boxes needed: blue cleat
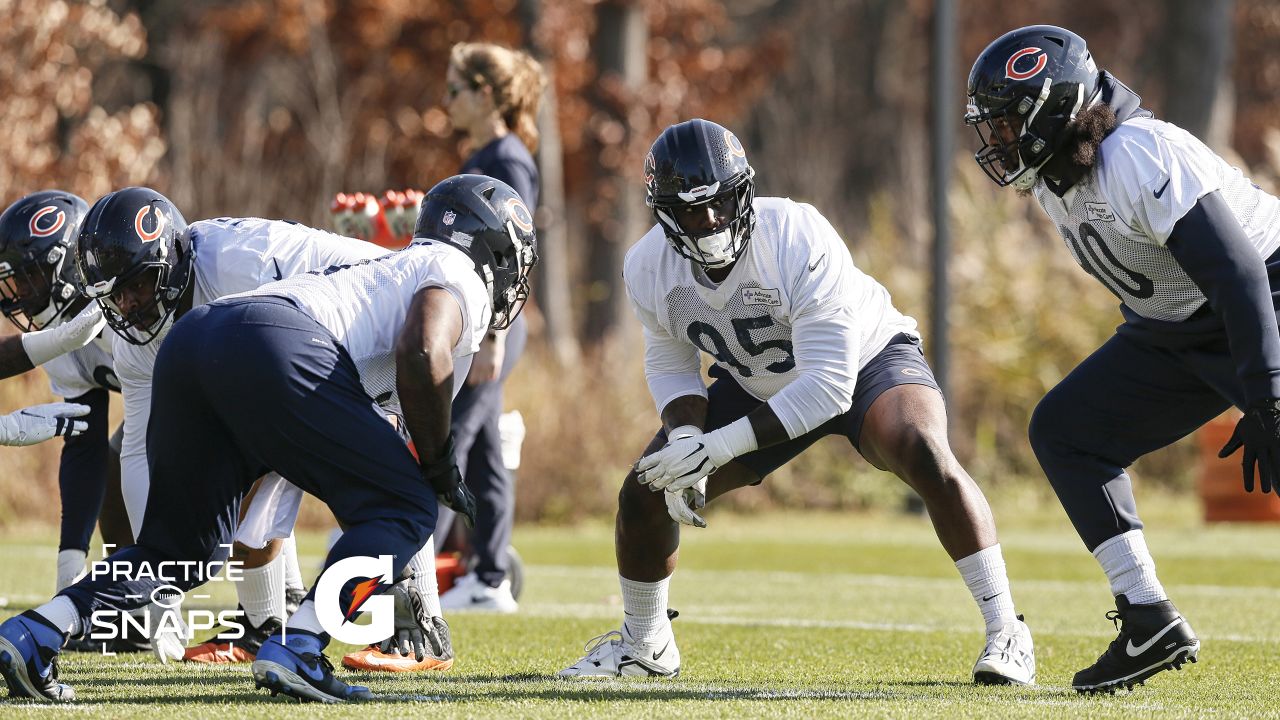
[0,611,73,702]
[251,630,371,703]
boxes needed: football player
[0,174,536,703]
[964,25,1280,692]
[558,119,1035,685]
[0,191,130,592]
[68,188,386,663]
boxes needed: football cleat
[557,610,680,679]
[972,615,1036,685]
[341,644,454,673]
[440,572,518,614]
[252,630,371,703]
[184,610,281,664]
[0,611,73,702]
[1073,594,1199,694]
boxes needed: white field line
[523,565,1280,644]
[528,563,1280,599]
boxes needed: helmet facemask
[651,169,756,269]
[0,245,76,332]
[86,263,181,345]
[966,79,1087,191]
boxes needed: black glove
[1218,399,1280,494]
[422,433,478,528]
[378,581,453,662]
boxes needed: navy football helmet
[645,119,756,268]
[0,190,89,331]
[77,187,191,345]
[965,25,1100,189]
[413,174,538,330]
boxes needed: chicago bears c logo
[29,206,66,238]
[505,197,534,233]
[724,129,746,158]
[134,206,166,242]
[1005,47,1047,81]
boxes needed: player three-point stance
[0,191,131,594]
[558,119,1035,685]
[0,174,536,702]
[964,25,1280,692]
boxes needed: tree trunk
[1161,0,1235,150]
[519,0,580,365]
[584,0,647,345]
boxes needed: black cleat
[1073,594,1199,694]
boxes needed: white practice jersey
[112,217,386,532]
[1034,116,1280,322]
[43,331,117,399]
[625,197,919,439]
[246,240,491,410]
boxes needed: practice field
[1,501,1278,719]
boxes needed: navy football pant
[58,389,110,553]
[437,314,526,588]
[59,297,437,622]
[1029,332,1236,551]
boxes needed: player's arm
[0,304,105,380]
[1166,191,1280,492]
[1167,191,1280,404]
[395,286,477,525]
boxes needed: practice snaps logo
[315,554,395,646]
[86,544,246,652]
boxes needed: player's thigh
[1030,333,1230,465]
[857,384,954,476]
[838,334,948,472]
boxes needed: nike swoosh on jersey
[1153,178,1171,199]
[808,254,826,272]
[1125,617,1184,657]
[271,258,283,281]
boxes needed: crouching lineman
[558,119,1035,685]
[0,174,537,702]
[66,187,390,663]
[0,191,135,598]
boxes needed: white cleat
[558,616,680,679]
[440,573,519,614]
[973,615,1036,685]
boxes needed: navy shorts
[657,333,940,481]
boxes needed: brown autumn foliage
[4,1,1280,529]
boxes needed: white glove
[21,303,106,366]
[665,476,708,528]
[379,582,452,662]
[0,403,90,446]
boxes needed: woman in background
[437,44,544,613]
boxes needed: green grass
[1,501,1278,718]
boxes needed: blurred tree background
[2,0,1277,527]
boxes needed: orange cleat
[341,645,454,672]
[183,640,257,664]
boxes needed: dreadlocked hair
[1060,103,1119,174]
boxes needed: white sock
[1093,530,1167,605]
[407,536,442,617]
[285,599,325,635]
[238,552,286,628]
[56,549,87,593]
[282,533,304,592]
[619,575,672,646]
[35,595,82,636]
[955,544,1018,634]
